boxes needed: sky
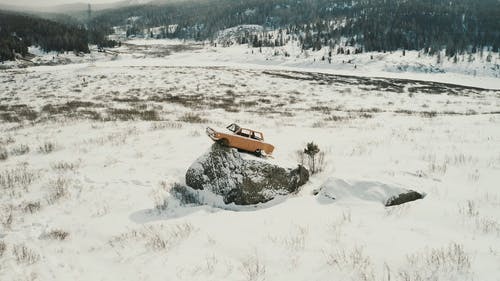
[0,0,124,7]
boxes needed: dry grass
[43,229,70,241]
[106,108,161,121]
[10,144,30,156]
[399,243,471,280]
[0,146,8,161]
[178,112,208,123]
[240,252,266,281]
[51,160,81,172]
[0,241,5,257]
[325,246,375,281]
[46,177,70,204]
[0,165,38,197]
[12,244,40,265]
[38,141,56,154]
[149,121,183,130]
[109,223,194,252]
[23,201,41,214]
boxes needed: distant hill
[0,10,89,61]
[89,0,500,56]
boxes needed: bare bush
[51,160,80,172]
[0,147,8,161]
[325,246,375,281]
[110,223,194,252]
[269,225,308,252]
[12,244,40,265]
[458,200,479,218]
[23,201,41,214]
[0,166,38,197]
[240,252,266,281]
[43,229,70,241]
[10,144,30,156]
[475,217,500,236]
[0,207,13,229]
[38,141,56,154]
[46,177,70,204]
[400,242,471,280]
[0,241,5,257]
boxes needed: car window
[253,132,263,140]
[239,129,251,137]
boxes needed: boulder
[385,190,423,206]
[315,178,424,206]
[185,143,309,205]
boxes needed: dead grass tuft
[179,112,208,123]
[38,142,56,154]
[43,229,70,241]
[12,244,40,265]
[10,144,30,156]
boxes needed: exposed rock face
[385,190,423,206]
[315,178,424,206]
[185,143,309,205]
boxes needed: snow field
[0,40,499,281]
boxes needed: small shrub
[51,161,80,171]
[420,111,437,118]
[106,108,160,121]
[400,242,471,280]
[325,246,374,280]
[38,142,56,154]
[298,142,326,175]
[0,147,8,161]
[10,144,30,156]
[325,115,350,122]
[46,177,70,204]
[44,229,70,241]
[0,166,38,197]
[23,201,41,214]
[240,252,266,281]
[13,244,40,264]
[0,241,5,257]
[0,210,13,229]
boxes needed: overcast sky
[0,0,122,7]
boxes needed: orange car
[206,123,275,156]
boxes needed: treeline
[91,0,500,56]
[0,11,89,61]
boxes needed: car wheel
[217,139,229,147]
[255,149,263,157]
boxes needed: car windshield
[227,123,240,133]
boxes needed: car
[206,123,275,156]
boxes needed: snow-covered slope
[0,39,499,281]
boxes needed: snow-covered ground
[1,39,500,281]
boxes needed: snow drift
[315,178,424,206]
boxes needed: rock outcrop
[185,143,309,205]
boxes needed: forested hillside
[0,11,89,61]
[1,0,499,62]
[91,0,500,56]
